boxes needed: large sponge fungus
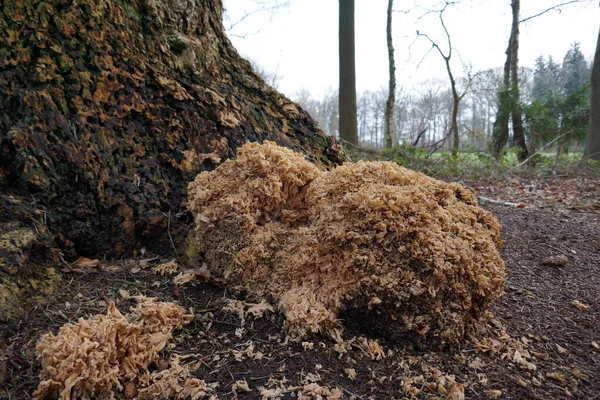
[187,141,505,346]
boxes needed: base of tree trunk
[0,0,346,325]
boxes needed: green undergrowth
[368,144,600,180]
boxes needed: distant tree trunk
[416,3,469,157]
[0,0,346,324]
[339,0,359,146]
[491,40,512,159]
[384,0,396,149]
[450,76,461,156]
[509,0,528,162]
[584,25,600,160]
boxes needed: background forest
[225,0,600,171]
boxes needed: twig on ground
[166,209,178,257]
[478,196,523,208]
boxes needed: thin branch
[438,2,452,59]
[416,31,448,61]
[506,130,573,172]
[520,0,587,23]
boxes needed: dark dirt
[1,196,599,399]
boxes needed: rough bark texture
[339,0,358,146]
[384,0,395,149]
[0,0,346,325]
[509,0,528,162]
[584,25,600,161]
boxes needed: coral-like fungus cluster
[187,141,505,345]
[34,297,197,400]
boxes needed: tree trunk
[0,0,346,324]
[384,0,395,149]
[584,25,600,160]
[339,0,358,146]
[491,22,513,159]
[448,61,460,156]
[509,0,529,162]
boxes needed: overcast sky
[223,0,600,99]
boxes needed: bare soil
[1,179,599,400]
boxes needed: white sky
[224,0,600,99]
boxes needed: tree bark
[339,0,359,146]
[449,67,460,156]
[0,0,346,324]
[384,0,396,149]
[509,0,529,162]
[492,38,512,160]
[584,25,600,160]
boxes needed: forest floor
[1,173,599,400]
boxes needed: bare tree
[384,0,396,149]
[249,59,282,89]
[584,24,600,160]
[223,0,290,38]
[339,0,358,146]
[416,3,473,156]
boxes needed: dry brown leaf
[67,257,101,273]
[232,379,251,394]
[515,376,529,387]
[484,389,502,398]
[514,350,537,371]
[124,381,137,399]
[445,383,465,400]
[556,344,568,354]
[546,372,565,383]
[173,272,196,286]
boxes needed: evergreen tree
[562,42,591,97]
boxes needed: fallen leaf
[514,350,536,371]
[546,372,565,383]
[130,267,141,274]
[445,383,465,400]
[119,289,131,299]
[173,272,196,286]
[484,389,502,398]
[592,341,600,350]
[232,379,251,394]
[515,376,529,387]
[68,257,101,273]
[556,344,568,354]
[124,381,137,399]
